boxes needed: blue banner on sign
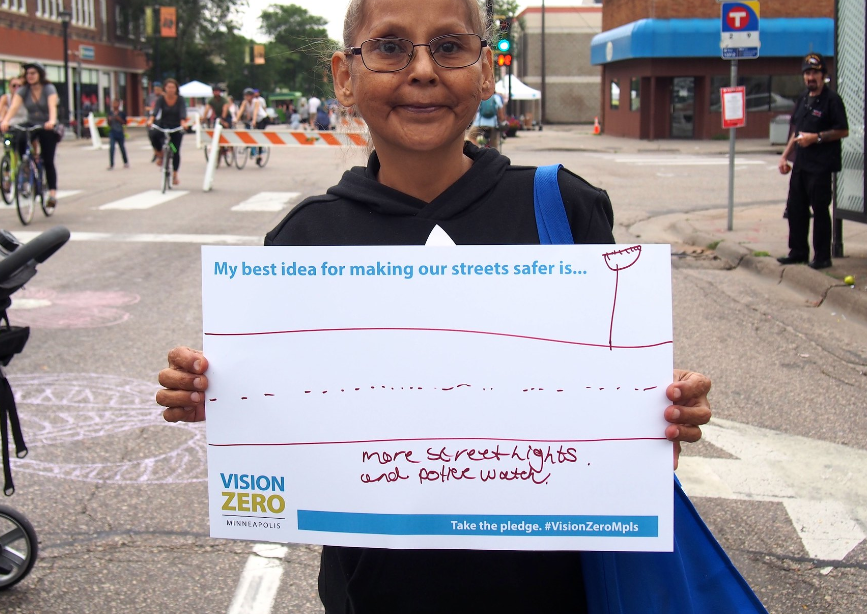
[721,2,760,33]
[298,510,659,537]
[723,47,760,59]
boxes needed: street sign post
[720,2,760,231]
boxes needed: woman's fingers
[157,347,209,422]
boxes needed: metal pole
[62,20,70,125]
[76,56,82,139]
[727,59,737,231]
[541,0,546,124]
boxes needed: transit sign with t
[720,1,760,59]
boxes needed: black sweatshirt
[265,143,614,614]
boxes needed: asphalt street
[0,127,864,614]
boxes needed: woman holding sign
[157,0,731,612]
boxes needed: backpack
[479,96,498,119]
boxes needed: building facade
[0,0,147,120]
[591,0,835,139]
[513,3,602,125]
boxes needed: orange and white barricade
[84,112,151,150]
[202,123,369,191]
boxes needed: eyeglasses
[10,83,21,89]
[349,33,487,73]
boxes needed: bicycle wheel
[14,160,35,225]
[161,148,172,193]
[235,146,248,169]
[222,146,235,167]
[39,164,53,217]
[1,153,13,205]
[0,505,38,590]
[257,146,270,168]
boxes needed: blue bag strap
[533,168,768,613]
[533,164,573,245]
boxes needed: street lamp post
[59,10,72,126]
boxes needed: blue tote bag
[534,164,768,614]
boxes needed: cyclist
[1,61,60,209]
[236,87,269,165]
[205,84,230,129]
[147,77,187,186]
[146,81,164,162]
[1,76,28,155]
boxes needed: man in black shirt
[777,53,849,269]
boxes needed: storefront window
[610,79,620,110]
[710,75,796,113]
[630,77,640,112]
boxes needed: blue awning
[591,18,834,65]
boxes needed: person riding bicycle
[472,91,505,151]
[1,62,60,209]
[235,87,269,165]
[1,76,28,156]
[146,78,187,186]
[205,84,231,129]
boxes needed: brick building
[591,0,835,139]
[0,0,147,120]
[513,3,603,124]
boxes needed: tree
[258,4,339,97]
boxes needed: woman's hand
[44,120,56,131]
[665,369,712,469]
[157,346,209,423]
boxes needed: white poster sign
[203,244,674,551]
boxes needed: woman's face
[164,82,178,96]
[25,69,40,85]
[333,0,493,157]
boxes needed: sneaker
[45,195,57,213]
[256,156,262,166]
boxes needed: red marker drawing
[603,246,642,351]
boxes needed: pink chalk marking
[203,326,671,350]
[209,435,668,448]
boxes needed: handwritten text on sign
[203,244,674,551]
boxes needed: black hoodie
[265,144,609,613]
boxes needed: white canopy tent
[178,80,213,98]
[494,76,542,129]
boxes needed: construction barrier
[202,123,370,192]
[83,116,150,127]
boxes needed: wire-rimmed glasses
[349,33,487,73]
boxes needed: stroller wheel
[0,505,37,590]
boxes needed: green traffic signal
[497,39,511,53]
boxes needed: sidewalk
[528,127,867,321]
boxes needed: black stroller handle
[0,226,70,284]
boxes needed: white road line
[99,189,189,210]
[676,418,867,562]
[227,543,287,614]
[11,230,262,244]
[55,190,82,199]
[231,192,301,212]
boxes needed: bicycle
[10,125,54,225]
[234,122,270,170]
[151,125,185,194]
[1,132,18,206]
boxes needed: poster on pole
[721,86,746,128]
[202,244,675,552]
[160,7,177,38]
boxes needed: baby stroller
[0,225,69,590]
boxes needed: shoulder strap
[533,164,573,245]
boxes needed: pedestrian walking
[777,53,849,269]
[106,99,129,170]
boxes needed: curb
[671,221,867,322]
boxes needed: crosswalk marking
[231,192,301,212]
[677,418,867,562]
[227,543,287,614]
[592,154,765,166]
[99,189,189,210]
[55,190,82,199]
[13,230,262,245]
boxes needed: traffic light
[497,54,512,67]
[497,17,512,53]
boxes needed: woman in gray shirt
[0,61,60,209]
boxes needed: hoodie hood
[326,142,510,221]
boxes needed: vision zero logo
[221,472,286,529]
